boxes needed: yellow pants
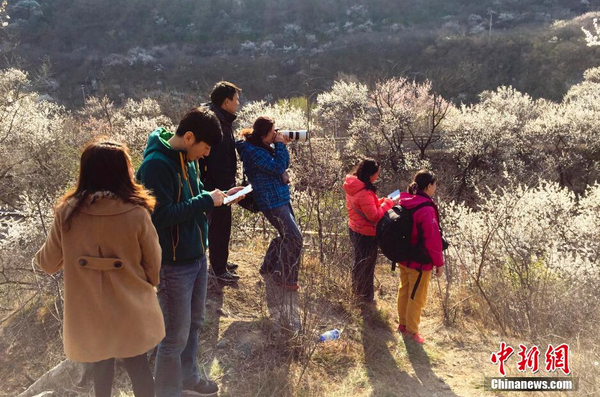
[397,265,432,334]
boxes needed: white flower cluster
[582,18,600,46]
[442,178,600,334]
[77,96,173,155]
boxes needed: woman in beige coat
[34,139,165,397]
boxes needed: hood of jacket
[142,127,184,163]
[343,175,368,196]
[400,191,433,209]
[69,193,140,216]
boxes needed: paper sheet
[224,184,253,205]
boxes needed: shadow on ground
[360,306,459,397]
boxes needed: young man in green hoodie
[137,107,242,397]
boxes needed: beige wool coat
[33,195,165,362]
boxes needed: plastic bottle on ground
[319,329,341,342]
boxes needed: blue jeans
[262,203,303,285]
[154,256,208,397]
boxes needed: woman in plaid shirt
[236,117,303,291]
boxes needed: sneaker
[213,271,240,283]
[397,324,409,336]
[408,332,425,344]
[184,378,218,396]
[226,262,239,272]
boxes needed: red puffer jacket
[343,175,394,236]
[399,192,444,271]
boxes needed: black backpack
[376,203,433,270]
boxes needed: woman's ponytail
[407,169,437,194]
[408,181,419,195]
[240,127,253,139]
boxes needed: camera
[279,130,309,142]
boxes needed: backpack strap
[350,188,384,227]
[405,201,434,214]
[350,203,377,227]
[411,270,423,300]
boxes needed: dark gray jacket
[200,103,237,190]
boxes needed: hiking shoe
[408,332,425,344]
[184,378,218,396]
[213,271,240,283]
[397,324,409,336]
[226,262,239,272]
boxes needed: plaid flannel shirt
[236,141,290,211]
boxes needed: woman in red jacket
[344,159,395,304]
[397,169,444,344]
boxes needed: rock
[234,331,266,359]
[17,360,92,397]
[216,339,228,349]
[32,393,55,397]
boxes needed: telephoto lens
[280,130,308,142]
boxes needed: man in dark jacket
[201,81,242,283]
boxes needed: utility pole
[488,11,494,44]
[81,85,86,104]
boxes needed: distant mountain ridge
[4,0,600,105]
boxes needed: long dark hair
[58,138,156,229]
[352,158,380,192]
[408,169,437,195]
[241,116,275,154]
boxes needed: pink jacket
[343,175,394,236]
[399,192,444,271]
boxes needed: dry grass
[2,238,599,397]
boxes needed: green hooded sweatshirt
[137,128,214,265]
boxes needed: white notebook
[224,184,253,205]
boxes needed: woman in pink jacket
[344,159,395,304]
[397,169,444,344]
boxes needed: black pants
[93,353,154,397]
[349,229,378,302]
[207,205,232,275]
